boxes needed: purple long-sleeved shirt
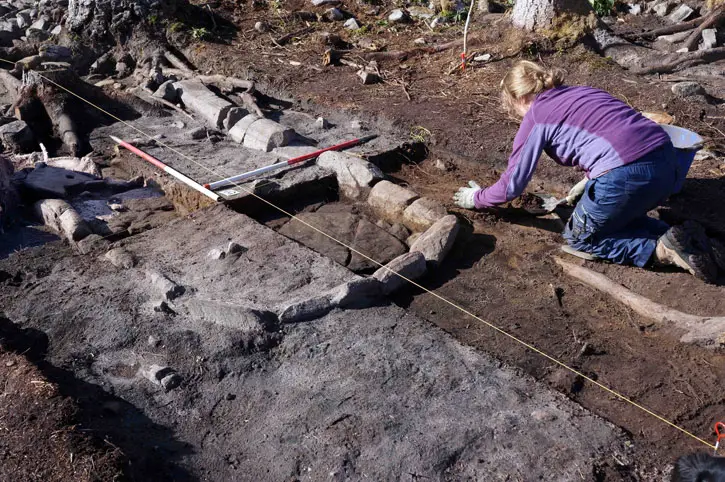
[474,86,671,208]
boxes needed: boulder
[104,247,136,269]
[22,165,98,198]
[348,219,407,272]
[0,120,35,153]
[228,114,260,143]
[409,214,460,265]
[672,82,705,98]
[278,208,357,266]
[373,251,427,295]
[174,80,233,129]
[367,180,419,223]
[317,151,383,200]
[402,197,447,232]
[278,294,335,323]
[35,199,91,242]
[243,119,296,152]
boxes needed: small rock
[350,120,363,130]
[108,203,126,212]
[146,269,185,301]
[172,120,185,129]
[473,53,492,62]
[315,117,329,129]
[243,118,296,152]
[115,61,131,78]
[0,120,35,153]
[50,25,61,35]
[388,9,410,23]
[147,335,160,347]
[357,70,381,85]
[104,247,136,269]
[189,127,209,140]
[207,247,226,260]
[228,114,260,144]
[627,3,641,15]
[671,81,705,98]
[373,251,427,295]
[700,29,717,50]
[227,242,245,254]
[651,1,670,16]
[344,18,360,29]
[330,277,382,308]
[413,37,426,45]
[279,294,334,323]
[367,180,419,223]
[430,16,447,28]
[402,197,448,232]
[29,18,48,30]
[433,159,449,171]
[409,214,460,265]
[160,373,182,391]
[325,7,344,21]
[16,12,31,29]
[254,21,268,32]
[5,360,15,367]
[141,365,182,391]
[668,4,693,23]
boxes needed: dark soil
[0,319,127,482]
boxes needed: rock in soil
[317,150,383,200]
[373,251,427,294]
[141,364,182,391]
[104,247,136,269]
[0,120,35,153]
[409,214,460,265]
[367,180,420,224]
[145,269,185,301]
[348,218,408,271]
[243,118,296,152]
[671,81,706,98]
[403,197,448,232]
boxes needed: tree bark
[512,0,592,30]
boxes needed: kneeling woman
[453,61,717,283]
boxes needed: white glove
[565,177,588,205]
[453,180,481,209]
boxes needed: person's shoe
[655,224,718,283]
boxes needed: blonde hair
[500,61,564,116]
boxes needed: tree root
[683,5,725,52]
[631,47,725,74]
[162,49,196,75]
[555,257,725,346]
[638,15,706,38]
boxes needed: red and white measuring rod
[109,135,221,202]
[203,134,378,191]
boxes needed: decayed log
[555,257,725,345]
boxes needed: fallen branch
[555,257,725,345]
[638,15,706,38]
[163,50,196,75]
[238,91,264,117]
[273,26,315,46]
[631,46,725,74]
[683,5,725,52]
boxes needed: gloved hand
[453,180,482,209]
[565,177,588,205]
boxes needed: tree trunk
[512,0,592,30]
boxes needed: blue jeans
[563,144,680,267]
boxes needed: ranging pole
[110,135,221,202]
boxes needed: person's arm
[473,115,548,208]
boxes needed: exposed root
[163,49,196,75]
[632,47,725,75]
[555,257,725,346]
[196,75,255,93]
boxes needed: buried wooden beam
[554,257,725,346]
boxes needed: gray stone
[46,156,101,177]
[388,223,411,242]
[35,199,92,242]
[29,18,48,30]
[668,4,693,23]
[315,117,329,129]
[627,3,641,15]
[358,70,381,85]
[433,159,449,171]
[311,0,340,5]
[278,209,357,266]
[403,197,448,232]
[701,29,717,50]
[651,2,670,16]
[76,234,110,254]
[228,114,261,143]
[243,119,296,152]
[227,242,246,254]
[185,299,274,331]
[50,25,61,35]
[141,365,182,391]
[344,18,360,29]
[330,277,382,308]
[189,127,209,140]
[104,247,136,269]
[410,214,460,265]
[473,53,492,62]
[254,21,268,32]
[145,269,185,301]
[672,81,705,98]
[153,80,178,102]
[368,180,419,223]
[16,12,31,29]
[373,251,427,295]
[0,120,35,153]
[279,294,335,323]
[408,6,435,18]
[115,61,131,78]
[317,151,383,200]
[430,16,447,28]
[224,107,248,131]
[207,247,226,260]
[325,7,344,21]
[413,37,426,45]
[174,80,234,129]
[348,219,408,272]
[389,9,410,23]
